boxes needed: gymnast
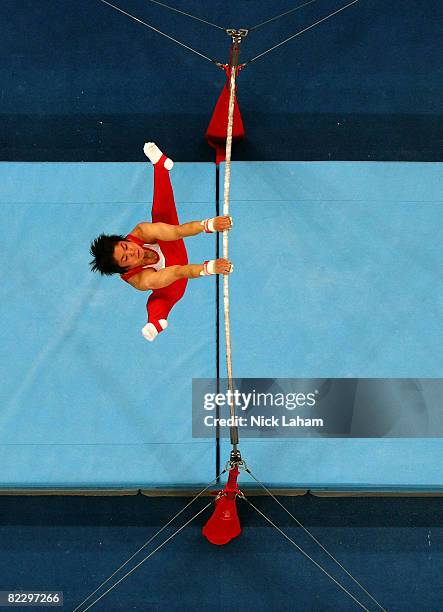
[89,142,233,341]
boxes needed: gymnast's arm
[132,216,232,242]
[127,259,232,291]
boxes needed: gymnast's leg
[141,142,188,341]
[144,142,187,265]
[144,142,177,225]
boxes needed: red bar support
[202,466,242,545]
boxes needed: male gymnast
[89,142,233,341]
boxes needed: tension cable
[98,0,218,64]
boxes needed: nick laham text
[204,415,324,428]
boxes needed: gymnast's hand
[201,216,233,233]
[212,216,233,231]
[213,258,234,274]
[199,258,234,276]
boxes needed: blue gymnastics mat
[220,161,443,491]
[1,161,442,490]
[0,162,216,488]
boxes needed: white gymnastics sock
[141,319,168,342]
[143,142,174,170]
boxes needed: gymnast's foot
[141,319,168,342]
[143,142,174,170]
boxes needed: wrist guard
[199,260,216,276]
[201,218,215,233]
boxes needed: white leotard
[141,242,166,271]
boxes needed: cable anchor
[225,449,247,471]
[225,28,249,43]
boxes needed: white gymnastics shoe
[143,142,174,170]
[141,319,168,342]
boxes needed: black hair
[89,233,128,276]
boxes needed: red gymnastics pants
[147,156,188,335]
[122,155,188,339]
